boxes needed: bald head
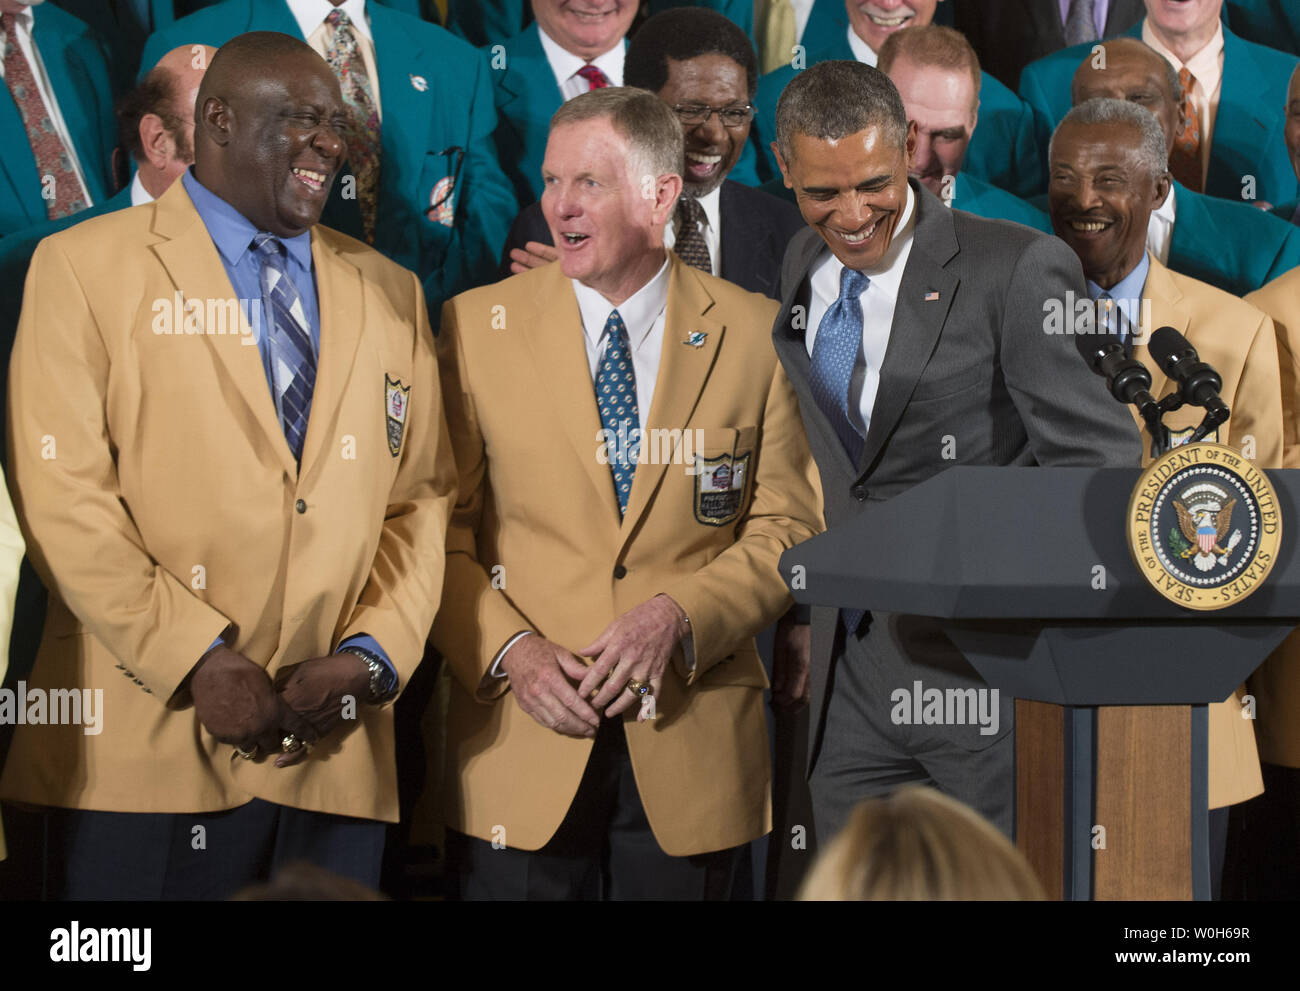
[194,32,348,238]
[1071,38,1180,165]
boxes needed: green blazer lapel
[1207,25,1278,199]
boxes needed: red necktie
[1170,67,1202,192]
[576,64,609,91]
[1,12,88,220]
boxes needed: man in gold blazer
[432,87,821,900]
[0,33,454,899]
[1050,98,1281,895]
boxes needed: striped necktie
[595,310,640,516]
[252,233,317,462]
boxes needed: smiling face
[1071,42,1179,154]
[775,123,916,270]
[1048,120,1169,289]
[532,0,636,60]
[886,54,976,196]
[199,49,347,237]
[655,53,750,197]
[847,0,942,55]
[541,117,679,303]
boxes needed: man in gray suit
[768,60,1141,842]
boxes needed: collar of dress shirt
[810,181,917,302]
[537,23,625,90]
[1086,249,1150,335]
[573,255,671,354]
[286,0,373,43]
[684,186,722,233]
[1153,183,1177,226]
[130,172,153,206]
[1141,17,1223,88]
[181,168,313,275]
[847,24,878,67]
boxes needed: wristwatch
[338,645,398,705]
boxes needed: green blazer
[1166,181,1300,297]
[1019,20,1300,206]
[949,172,1051,232]
[748,34,1043,198]
[140,0,517,320]
[0,4,117,236]
[1225,0,1300,56]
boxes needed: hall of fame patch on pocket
[693,451,751,526]
[386,375,410,458]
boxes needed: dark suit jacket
[770,180,1142,772]
[952,0,1145,92]
[500,180,805,300]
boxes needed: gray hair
[1050,97,1168,181]
[775,60,908,164]
[550,86,684,181]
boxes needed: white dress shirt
[490,257,672,674]
[1143,19,1224,186]
[663,187,723,277]
[538,23,625,100]
[0,6,93,206]
[288,0,383,121]
[1147,183,1177,265]
[805,183,918,439]
[790,0,816,42]
[129,172,153,206]
[847,23,879,67]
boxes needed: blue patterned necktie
[251,233,316,462]
[595,310,640,515]
[811,267,869,634]
[811,267,869,466]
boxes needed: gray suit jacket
[772,181,1143,773]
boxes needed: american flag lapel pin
[924,291,940,301]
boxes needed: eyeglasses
[670,104,755,128]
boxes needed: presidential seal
[1126,443,1281,610]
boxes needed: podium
[781,466,1300,900]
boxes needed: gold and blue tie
[252,233,316,462]
[595,310,639,515]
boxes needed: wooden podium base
[1016,699,1204,900]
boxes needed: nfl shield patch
[385,375,410,457]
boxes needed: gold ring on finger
[626,679,652,698]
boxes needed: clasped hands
[189,645,371,768]
[501,595,690,738]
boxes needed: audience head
[194,32,346,238]
[878,24,981,197]
[117,44,217,199]
[773,59,915,271]
[1070,38,1180,161]
[532,0,637,61]
[542,87,683,304]
[1287,64,1300,184]
[625,7,758,198]
[798,786,1046,901]
[846,0,947,57]
[1142,0,1223,54]
[1049,98,1170,290]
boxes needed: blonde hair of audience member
[798,786,1046,901]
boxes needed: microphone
[1074,328,1159,422]
[1148,326,1230,423]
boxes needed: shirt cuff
[490,631,533,679]
[340,633,399,694]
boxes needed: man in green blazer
[446,0,750,49]
[1020,0,1300,207]
[749,0,1043,198]
[0,1,117,237]
[141,0,517,320]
